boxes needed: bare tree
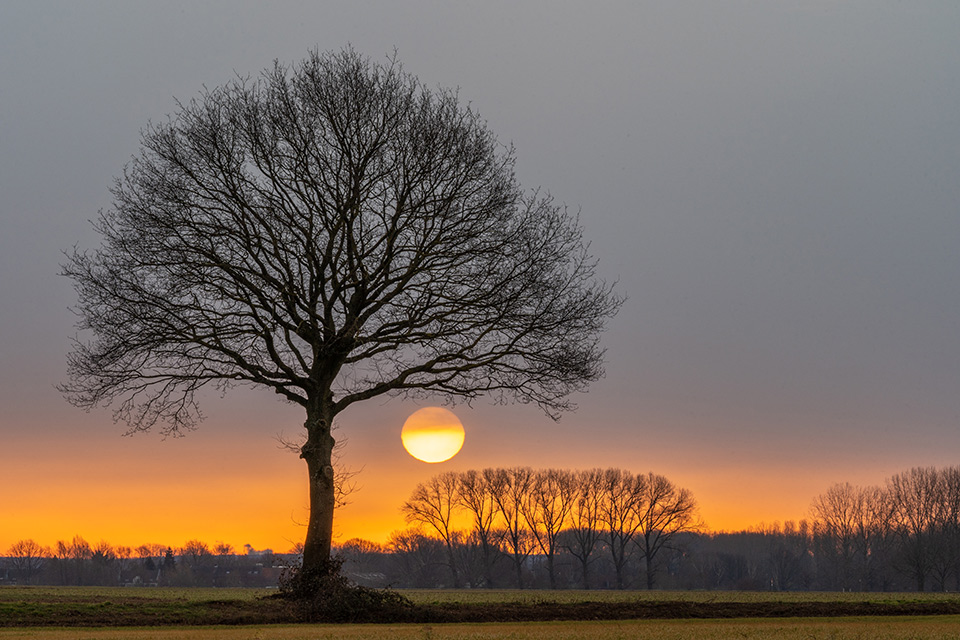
[181,539,212,572]
[115,545,133,585]
[564,468,605,589]
[523,468,576,588]
[68,536,93,586]
[888,467,941,591]
[7,539,46,585]
[598,468,644,589]
[633,472,700,589]
[764,520,813,591]
[401,471,462,587]
[61,47,620,578]
[90,540,117,586]
[214,542,235,557]
[927,466,960,591]
[811,482,861,589]
[51,540,70,585]
[457,469,502,587]
[858,485,897,590]
[811,482,893,590]
[941,467,960,591]
[386,528,447,588]
[488,467,536,588]
[212,541,235,587]
[338,537,384,580]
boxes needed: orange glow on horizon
[0,465,857,553]
[0,411,901,554]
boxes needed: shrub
[277,555,413,622]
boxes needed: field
[1,617,960,640]
[3,587,960,638]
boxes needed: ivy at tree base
[277,555,413,623]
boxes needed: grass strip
[3,616,960,640]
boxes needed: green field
[6,586,960,604]
[3,587,960,638]
[0,586,267,602]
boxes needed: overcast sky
[2,1,959,549]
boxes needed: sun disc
[401,407,465,463]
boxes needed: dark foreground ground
[4,588,960,627]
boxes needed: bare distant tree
[488,467,536,588]
[50,541,69,585]
[386,528,446,588]
[68,536,93,586]
[135,542,166,579]
[457,469,502,587]
[811,482,861,589]
[598,468,644,589]
[941,467,960,591]
[763,520,813,591]
[401,471,462,586]
[7,539,46,585]
[210,541,234,587]
[810,482,893,590]
[338,537,385,583]
[115,545,133,585]
[927,466,960,591]
[564,468,605,589]
[888,467,941,591]
[60,46,620,578]
[89,540,117,586]
[858,485,897,590]
[523,468,577,588]
[181,539,212,572]
[633,472,700,589]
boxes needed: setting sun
[401,407,465,463]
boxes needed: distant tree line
[398,467,700,590]
[343,465,960,592]
[1,537,295,587]
[7,465,960,592]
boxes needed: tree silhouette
[401,471,462,587]
[61,47,619,576]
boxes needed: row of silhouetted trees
[7,465,960,591]
[808,466,960,592]
[1,537,293,587]
[352,465,960,591]
[399,467,700,590]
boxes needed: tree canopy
[62,47,620,574]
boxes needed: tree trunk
[481,539,494,588]
[445,541,461,588]
[300,400,337,575]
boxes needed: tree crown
[62,47,620,434]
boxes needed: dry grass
[0,586,268,602]
[2,616,960,640]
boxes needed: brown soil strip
[5,597,960,627]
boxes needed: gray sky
[2,1,959,544]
